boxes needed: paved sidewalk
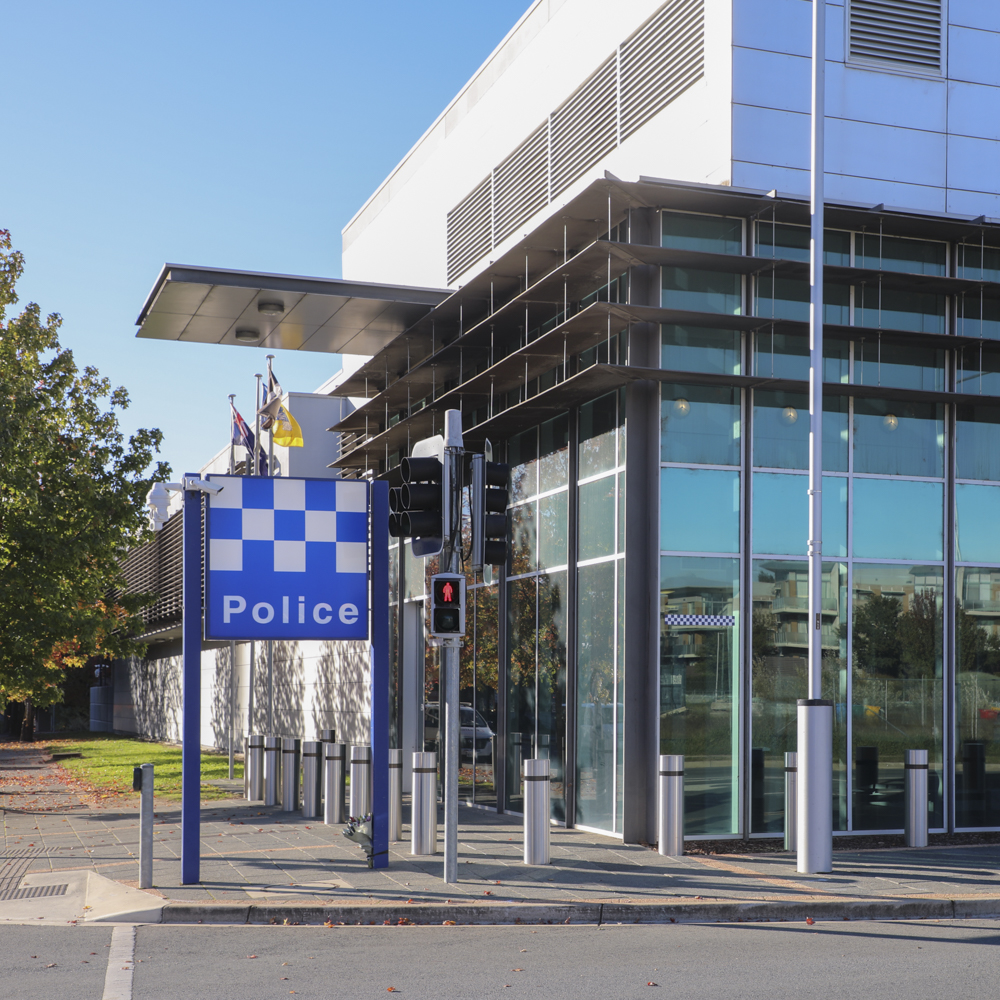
[4,744,1000,924]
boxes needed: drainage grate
[2,883,69,901]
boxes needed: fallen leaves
[442,920,456,926]
[806,917,815,926]
[648,982,659,987]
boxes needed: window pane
[660,383,740,466]
[856,285,946,334]
[853,478,943,560]
[661,267,741,315]
[538,414,569,493]
[579,393,619,479]
[753,275,850,325]
[957,484,1000,563]
[856,233,947,275]
[956,295,1000,341]
[660,556,740,836]
[508,428,537,503]
[538,571,567,823]
[662,212,742,255]
[856,341,944,392]
[752,472,847,557]
[660,468,740,554]
[957,404,1000,482]
[753,390,849,471]
[754,221,851,265]
[853,398,943,477]
[852,564,944,832]
[958,244,1000,283]
[472,585,499,808]
[505,576,537,813]
[751,560,849,833]
[661,324,741,376]
[577,560,617,831]
[752,331,849,384]
[538,490,568,568]
[578,478,616,562]
[510,501,536,575]
[955,567,1000,828]
[957,346,1000,397]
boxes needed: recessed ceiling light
[235,328,260,343]
[257,300,284,315]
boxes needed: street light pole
[799,0,833,875]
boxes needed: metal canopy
[136,264,448,356]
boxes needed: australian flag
[230,403,268,475]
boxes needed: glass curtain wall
[576,392,626,832]
[505,415,570,821]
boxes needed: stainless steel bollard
[248,733,264,802]
[523,758,551,865]
[301,741,321,818]
[411,751,437,855]
[281,738,301,812]
[389,748,403,842]
[658,754,684,856]
[138,763,154,889]
[784,752,798,852]
[350,744,372,817]
[263,736,281,806]
[905,749,929,848]
[319,729,336,802]
[324,742,345,825]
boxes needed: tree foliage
[0,230,169,709]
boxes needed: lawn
[42,732,243,801]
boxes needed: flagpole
[226,395,236,779]
[253,374,263,479]
[249,374,263,747]
[265,355,275,735]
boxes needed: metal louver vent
[551,56,618,197]
[849,0,943,71]
[447,176,492,284]
[493,123,548,246]
[620,0,704,139]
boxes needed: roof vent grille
[849,0,943,71]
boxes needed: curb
[158,896,1000,926]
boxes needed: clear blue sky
[2,0,529,476]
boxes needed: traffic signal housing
[430,573,465,636]
[471,454,510,570]
[389,453,443,557]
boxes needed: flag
[257,362,304,448]
[231,401,268,474]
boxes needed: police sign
[204,475,369,641]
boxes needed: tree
[0,230,169,737]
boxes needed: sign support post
[369,481,390,869]
[181,475,203,886]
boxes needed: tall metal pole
[370,481,390,869]
[265,355,275,734]
[227,395,237,781]
[442,410,463,884]
[799,0,833,875]
[249,374,261,742]
[181,478,202,884]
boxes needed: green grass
[44,733,243,801]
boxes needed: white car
[424,703,495,763]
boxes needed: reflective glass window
[752,331,849,384]
[538,491,568,569]
[752,472,847,557]
[956,294,1000,341]
[957,347,1000,398]
[856,233,947,275]
[508,428,537,503]
[956,484,1000,564]
[856,285,946,335]
[662,212,742,255]
[660,556,740,836]
[855,341,944,392]
[753,390,849,471]
[851,564,944,831]
[753,275,850,325]
[660,383,740,466]
[754,222,851,265]
[578,478,616,562]
[957,404,1000,482]
[509,501,536,576]
[537,571,567,822]
[853,478,943,561]
[579,393,619,479]
[538,414,569,493]
[661,267,741,315]
[957,244,1000,283]
[661,324,741,376]
[853,398,943,477]
[660,468,740,554]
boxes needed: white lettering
[313,602,333,624]
[223,595,246,623]
[298,596,305,624]
[252,602,274,624]
[282,596,289,624]
[339,603,359,625]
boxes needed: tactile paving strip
[3,884,68,900]
[0,849,65,901]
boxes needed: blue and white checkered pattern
[663,614,736,627]
[207,476,368,576]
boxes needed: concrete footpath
[3,743,1000,926]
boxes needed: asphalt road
[3,919,1000,1000]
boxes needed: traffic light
[471,454,510,569]
[389,452,444,557]
[430,573,465,636]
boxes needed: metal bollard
[389,748,403,842]
[784,752,798,852]
[301,741,321,818]
[281,738,301,812]
[263,736,281,806]
[350,745,372,818]
[324,742,346,825]
[411,751,437,855]
[136,763,154,889]
[319,729,336,803]
[658,754,684,856]
[905,749,929,848]
[523,758,551,865]
[248,734,264,802]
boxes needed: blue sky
[2,0,529,476]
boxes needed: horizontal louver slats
[447,176,492,284]
[849,0,942,70]
[493,123,548,245]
